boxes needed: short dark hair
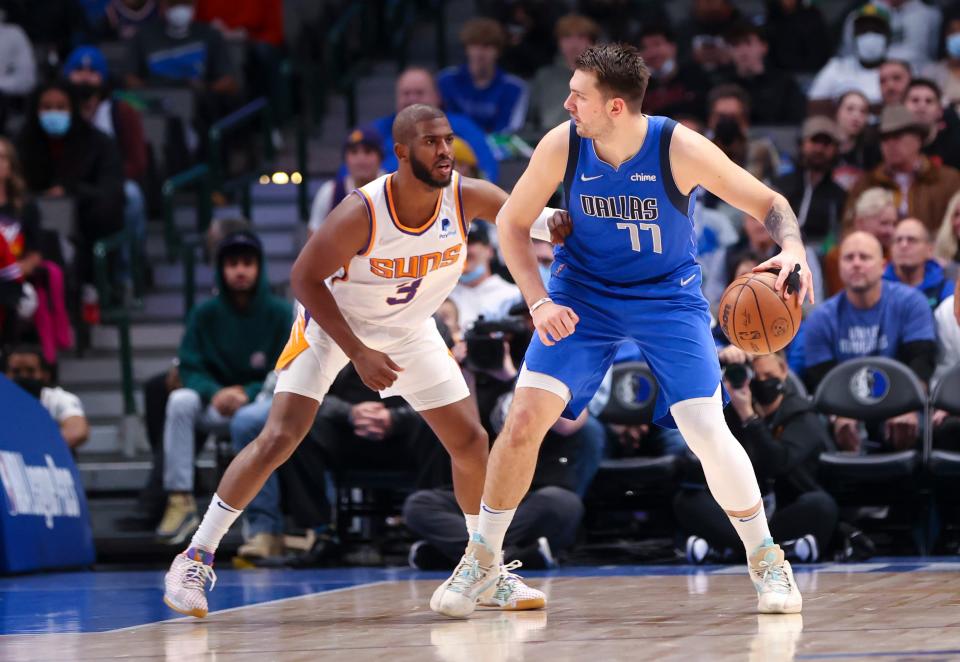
[707,83,752,116]
[4,345,49,373]
[575,43,650,113]
[392,104,448,145]
[880,58,912,75]
[907,77,942,100]
[637,23,675,44]
[459,17,506,51]
[725,21,765,46]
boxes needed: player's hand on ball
[352,347,403,391]
[547,210,572,245]
[753,248,814,306]
[533,302,579,346]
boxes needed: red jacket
[195,0,284,47]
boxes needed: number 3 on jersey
[617,222,662,254]
[387,278,423,305]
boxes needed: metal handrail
[161,164,211,262]
[208,97,275,194]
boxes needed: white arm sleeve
[529,207,561,242]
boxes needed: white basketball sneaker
[749,539,802,614]
[478,561,546,610]
[432,533,500,618]
[163,548,217,618]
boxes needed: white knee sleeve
[670,386,762,512]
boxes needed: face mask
[166,5,194,30]
[855,32,887,64]
[73,83,102,102]
[459,263,486,285]
[653,58,675,79]
[750,377,784,406]
[947,34,960,59]
[714,115,743,144]
[13,377,44,399]
[538,263,552,285]
[39,110,71,136]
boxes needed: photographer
[674,347,842,563]
[403,306,590,569]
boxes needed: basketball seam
[755,274,798,339]
[730,282,747,348]
[747,276,772,353]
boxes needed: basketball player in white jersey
[162,104,569,618]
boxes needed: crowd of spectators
[3,1,960,570]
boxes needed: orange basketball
[718,271,802,354]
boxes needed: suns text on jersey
[368,243,462,279]
[579,194,659,221]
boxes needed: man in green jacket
[156,229,292,544]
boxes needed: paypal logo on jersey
[579,194,659,221]
[438,217,453,239]
[631,173,657,182]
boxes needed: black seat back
[813,356,927,421]
[599,361,658,425]
[932,364,960,416]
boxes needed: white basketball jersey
[330,171,467,328]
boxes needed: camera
[465,315,531,371]
[722,363,753,390]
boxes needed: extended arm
[670,124,814,304]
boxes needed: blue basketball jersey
[555,116,698,288]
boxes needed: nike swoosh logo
[580,173,603,181]
[680,274,696,287]
[216,501,237,513]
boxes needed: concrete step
[75,389,146,419]
[59,356,174,388]
[152,257,295,289]
[134,291,210,321]
[81,424,123,454]
[92,323,183,352]
[145,227,301,260]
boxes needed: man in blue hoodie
[883,217,955,311]
[155,229,292,545]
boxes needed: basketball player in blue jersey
[434,43,814,618]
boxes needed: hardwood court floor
[2,562,959,661]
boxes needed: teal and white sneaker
[478,560,546,611]
[432,532,500,619]
[749,538,803,614]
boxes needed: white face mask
[855,32,887,64]
[654,58,676,78]
[166,5,194,31]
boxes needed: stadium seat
[588,362,678,535]
[927,365,960,480]
[785,369,809,398]
[813,357,929,551]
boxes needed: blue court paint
[1,559,956,635]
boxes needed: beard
[410,153,453,188]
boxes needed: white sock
[464,513,479,537]
[189,493,243,554]
[477,500,515,565]
[728,504,772,558]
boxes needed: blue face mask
[39,110,71,136]
[948,33,960,59]
[459,263,486,285]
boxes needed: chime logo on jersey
[579,194,659,221]
[368,243,463,279]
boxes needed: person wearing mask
[804,231,936,452]
[526,13,600,136]
[808,5,892,107]
[772,116,846,246]
[921,9,960,109]
[447,222,522,331]
[705,84,779,183]
[845,104,960,236]
[878,59,912,107]
[307,127,384,235]
[676,349,839,564]
[904,78,960,170]
[5,345,89,448]
[16,80,125,290]
[883,217,954,310]
[155,230,292,545]
[370,68,498,183]
[638,23,712,120]
[838,0,942,65]
[714,22,805,125]
[437,18,528,136]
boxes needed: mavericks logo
[849,367,890,405]
[0,452,82,529]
